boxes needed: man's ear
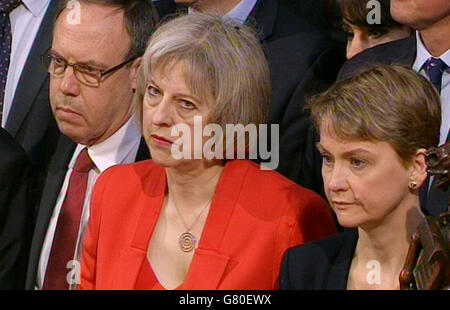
[130,57,142,91]
[409,148,428,190]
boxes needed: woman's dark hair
[325,0,403,30]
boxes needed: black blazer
[280,229,358,290]
[0,128,36,289]
[25,134,150,289]
[255,0,345,192]
[337,36,449,217]
[338,36,416,81]
[6,0,61,171]
[152,0,178,18]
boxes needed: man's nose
[58,66,81,97]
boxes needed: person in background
[25,0,158,290]
[280,65,441,290]
[338,0,450,218]
[1,0,61,185]
[79,13,337,290]
[0,127,35,289]
[328,0,412,59]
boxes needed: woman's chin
[336,215,360,229]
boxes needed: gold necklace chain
[169,195,212,252]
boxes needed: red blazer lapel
[114,164,167,289]
[181,160,250,289]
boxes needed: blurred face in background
[390,0,450,30]
[343,20,411,59]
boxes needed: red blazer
[80,160,336,290]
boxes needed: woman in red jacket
[79,13,336,290]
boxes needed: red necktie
[43,148,94,290]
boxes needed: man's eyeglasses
[41,49,136,87]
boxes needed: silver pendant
[179,232,196,252]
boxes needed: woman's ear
[130,57,142,92]
[409,148,428,190]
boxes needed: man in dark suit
[0,128,35,289]
[338,0,449,217]
[25,0,158,290]
[173,0,345,192]
[1,0,61,173]
[152,0,178,17]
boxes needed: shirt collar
[225,0,258,24]
[22,0,51,17]
[414,30,450,72]
[71,115,141,173]
[188,0,258,24]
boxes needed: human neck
[166,161,224,211]
[349,201,424,290]
[356,202,424,267]
[419,15,450,56]
[195,0,242,15]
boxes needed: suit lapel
[398,35,417,66]
[25,134,75,288]
[325,229,358,289]
[182,161,249,289]
[248,0,277,42]
[113,163,166,289]
[6,0,60,136]
[135,138,150,162]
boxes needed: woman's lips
[332,201,355,210]
[151,134,174,146]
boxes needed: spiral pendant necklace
[171,196,212,253]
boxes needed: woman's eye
[180,100,196,110]
[321,154,333,166]
[350,157,367,168]
[147,86,160,96]
[368,28,386,39]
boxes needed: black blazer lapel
[325,229,358,289]
[248,0,277,42]
[6,0,60,136]
[392,35,416,66]
[338,35,417,81]
[25,134,75,289]
[135,138,150,162]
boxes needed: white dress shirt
[225,0,258,24]
[189,0,258,24]
[413,31,450,146]
[2,0,51,127]
[36,116,142,289]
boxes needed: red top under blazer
[80,160,337,290]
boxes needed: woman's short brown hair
[134,12,271,135]
[309,65,441,165]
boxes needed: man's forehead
[56,3,128,39]
[54,4,130,63]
